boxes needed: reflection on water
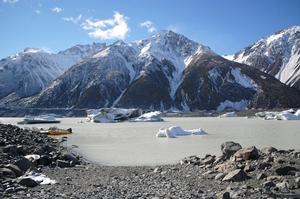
[1,117,300,166]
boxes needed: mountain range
[226,26,300,90]
[1,27,300,112]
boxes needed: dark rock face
[117,66,173,110]
[175,54,300,110]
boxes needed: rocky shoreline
[1,123,300,199]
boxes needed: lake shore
[1,123,300,198]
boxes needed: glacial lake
[1,117,300,166]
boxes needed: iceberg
[255,109,300,120]
[130,111,163,122]
[219,112,238,118]
[156,126,207,138]
[86,108,142,123]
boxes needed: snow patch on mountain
[222,54,234,61]
[231,68,258,89]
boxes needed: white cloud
[63,14,82,24]
[35,10,41,14]
[2,0,19,3]
[81,12,129,40]
[52,7,63,13]
[140,20,156,33]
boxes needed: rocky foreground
[1,124,300,199]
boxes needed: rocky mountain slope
[0,43,105,103]
[228,26,300,90]
[17,30,300,111]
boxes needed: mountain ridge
[2,29,300,111]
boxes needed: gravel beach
[1,123,300,199]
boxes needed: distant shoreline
[0,107,297,117]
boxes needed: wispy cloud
[140,20,156,33]
[52,7,63,13]
[2,0,19,3]
[35,10,41,14]
[63,14,82,24]
[81,12,129,40]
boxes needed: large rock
[232,146,259,161]
[180,156,201,165]
[18,177,38,187]
[0,168,16,179]
[221,142,242,159]
[214,161,236,173]
[275,166,298,176]
[61,152,79,165]
[261,146,277,154]
[56,160,71,168]
[201,155,216,165]
[3,144,18,155]
[4,164,22,177]
[222,169,250,182]
[15,157,32,172]
[262,181,276,188]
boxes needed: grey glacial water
[1,117,300,166]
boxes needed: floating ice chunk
[131,111,163,122]
[86,108,142,123]
[219,112,238,118]
[156,126,207,138]
[19,171,56,185]
[168,126,191,136]
[295,110,300,117]
[275,112,300,120]
[255,110,300,120]
[156,128,176,138]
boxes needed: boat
[47,127,72,136]
[18,115,61,124]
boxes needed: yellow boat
[47,128,72,136]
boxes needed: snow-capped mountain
[0,43,105,102]
[19,30,300,111]
[228,26,300,90]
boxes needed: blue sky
[0,0,300,58]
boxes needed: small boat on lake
[47,127,72,136]
[18,115,61,124]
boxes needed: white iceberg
[255,109,300,120]
[19,171,56,185]
[156,126,207,138]
[131,111,164,122]
[86,108,142,123]
[219,112,238,118]
[275,112,300,120]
